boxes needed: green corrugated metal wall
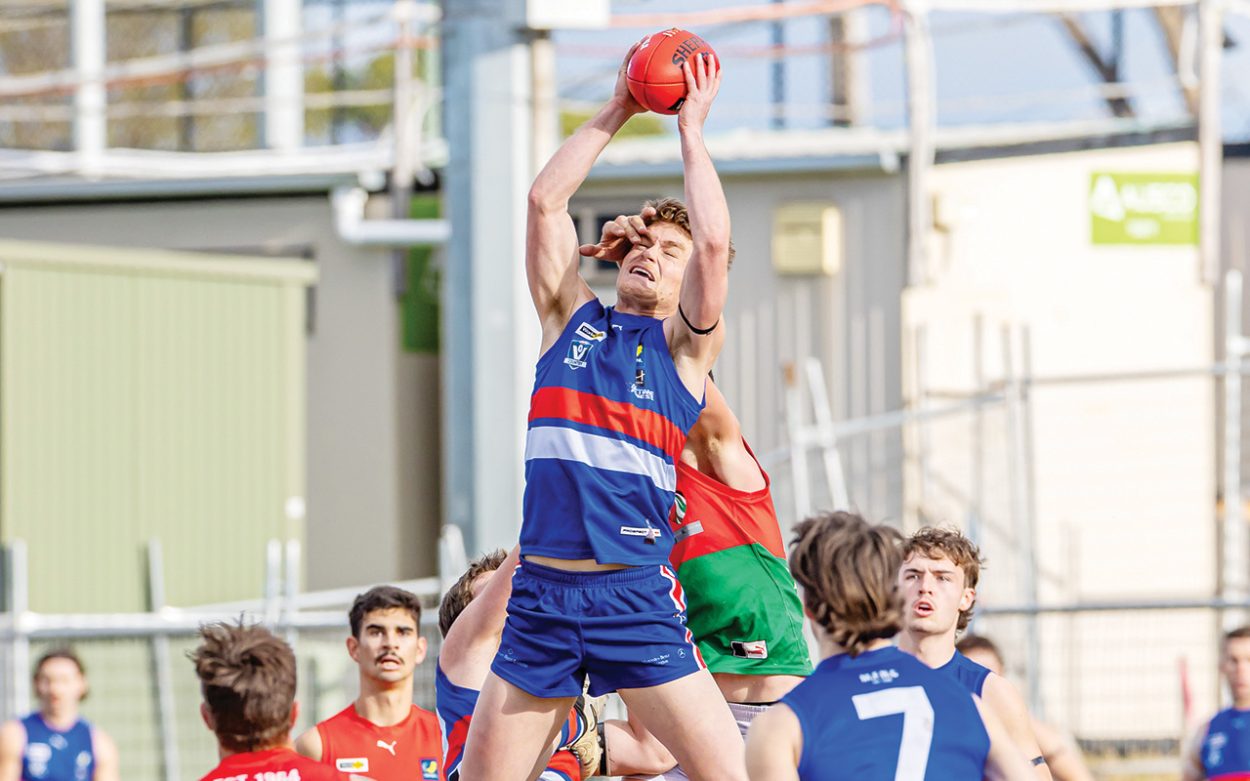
[0,240,316,611]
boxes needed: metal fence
[0,538,445,781]
[756,268,1250,774]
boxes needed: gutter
[330,186,450,246]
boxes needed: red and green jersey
[667,447,812,677]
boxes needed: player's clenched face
[898,553,975,638]
[347,607,427,685]
[615,221,692,316]
[1223,637,1250,707]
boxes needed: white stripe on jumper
[525,425,677,493]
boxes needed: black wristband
[679,303,719,335]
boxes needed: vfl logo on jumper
[731,640,769,659]
[858,668,900,685]
[620,523,662,544]
[631,343,655,400]
[575,322,607,342]
[1206,732,1229,768]
[421,759,440,780]
[337,757,370,772]
[564,339,593,370]
[376,739,397,756]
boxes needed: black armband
[678,303,719,336]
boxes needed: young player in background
[436,547,598,781]
[1183,625,1250,781]
[744,511,1034,781]
[296,586,444,781]
[0,650,119,781]
[896,527,1052,779]
[958,635,1095,781]
[191,622,337,781]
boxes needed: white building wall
[906,141,1217,739]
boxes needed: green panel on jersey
[676,543,813,676]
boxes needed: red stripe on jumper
[529,386,686,459]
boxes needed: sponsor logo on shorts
[643,653,671,665]
[337,757,369,772]
[731,640,769,659]
[421,759,440,780]
[575,322,607,342]
[673,521,703,542]
[563,339,593,370]
[620,525,662,541]
[500,647,530,668]
[858,668,900,685]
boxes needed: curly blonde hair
[643,197,736,267]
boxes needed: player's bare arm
[528,42,644,352]
[91,728,119,781]
[978,697,1038,781]
[0,721,24,781]
[293,724,323,762]
[1181,721,1208,781]
[743,703,801,781]
[601,706,677,776]
[664,54,731,397]
[440,546,521,687]
[982,674,1054,780]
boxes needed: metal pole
[1224,270,1246,628]
[1019,326,1043,715]
[442,0,537,552]
[902,0,935,285]
[805,358,851,509]
[914,325,930,526]
[11,540,29,716]
[1002,328,1040,712]
[1198,0,1224,283]
[71,0,106,173]
[772,0,785,129]
[146,540,179,781]
[784,363,813,520]
[392,1,417,297]
[283,539,300,646]
[969,314,984,546]
[259,0,304,150]
[264,539,282,627]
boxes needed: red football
[626,28,719,115]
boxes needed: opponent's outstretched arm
[439,545,522,686]
[528,42,644,346]
[667,53,730,391]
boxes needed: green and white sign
[1089,171,1199,246]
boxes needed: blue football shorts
[491,559,706,698]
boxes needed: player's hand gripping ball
[627,29,719,115]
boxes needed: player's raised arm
[528,42,644,347]
[439,546,521,684]
[668,53,730,383]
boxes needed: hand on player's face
[613,40,646,115]
[677,52,721,132]
[578,206,658,263]
[898,554,972,636]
